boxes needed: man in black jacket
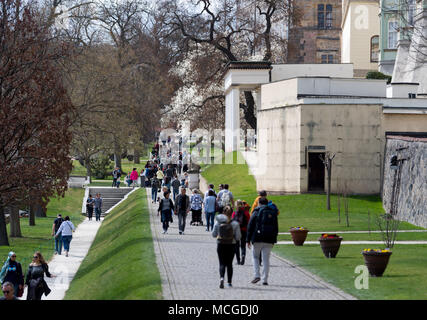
[174,188,190,235]
[246,197,278,286]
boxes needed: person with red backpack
[246,197,279,286]
[212,206,241,289]
[232,200,251,265]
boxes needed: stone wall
[382,137,427,228]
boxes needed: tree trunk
[9,206,22,238]
[243,91,257,130]
[85,156,92,179]
[0,203,10,246]
[35,203,46,218]
[134,149,140,164]
[29,203,36,226]
[327,161,332,210]
[114,142,122,170]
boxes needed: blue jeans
[173,189,179,202]
[152,187,158,202]
[95,208,101,221]
[55,234,62,254]
[62,235,72,252]
[205,212,215,231]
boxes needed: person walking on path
[190,189,203,226]
[250,190,280,216]
[212,206,241,289]
[0,252,24,297]
[175,188,190,235]
[171,175,181,202]
[25,252,53,300]
[1,282,19,300]
[151,177,161,203]
[51,214,64,254]
[86,195,95,221]
[156,167,165,185]
[112,167,121,187]
[217,184,234,214]
[165,164,176,180]
[55,216,75,257]
[232,201,251,265]
[94,193,103,221]
[204,184,217,199]
[158,191,174,234]
[140,169,146,188]
[204,190,217,232]
[246,197,279,286]
[116,177,121,188]
[130,168,139,188]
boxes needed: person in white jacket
[55,216,75,257]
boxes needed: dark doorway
[308,152,325,192]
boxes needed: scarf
[0,252,14,283]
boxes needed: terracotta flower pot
[362,251,392,277]
[289,229,309,246]
[318,237,343,258]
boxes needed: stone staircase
[86,187,133,217]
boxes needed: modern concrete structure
[223,62,427,196]
[341,0,380,77]
[224,62,354,152]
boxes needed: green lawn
[0,188,85,273]
[64,188,162,300]
[278,231,427,242]
[273,244,427,300]
[201,152,427,299]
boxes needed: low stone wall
[382,137,427,228]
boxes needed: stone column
[225,87,240,152]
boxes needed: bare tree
[320,152,336,211]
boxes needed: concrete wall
[300,104,383,194]
[382,113,427,133]
[382,138,427,228]
[271,64,354,82]
[257,106,301,193]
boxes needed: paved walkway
[22,217,104,300]
[23,188,139,300]
[147,188,356,300]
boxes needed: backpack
[254,206,278,243]
[218,221,234,244]
[219,190,231,208]
[233,210,247,228]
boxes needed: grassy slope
[0,188,85,272]
[201,153,427,299]
[64,188,162,300]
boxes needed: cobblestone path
[147,189,356,300]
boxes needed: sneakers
[251,277,261,284]
[262,282,269,286]
[219,279,224,289]
[179,231,182,235]
[65,251,68,257]
[227,283,232,288]
[241,256,245,265]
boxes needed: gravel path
[147,188,356,300]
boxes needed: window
[326,4,333,29]
[321,54,334,64]
[371,36,379,62]
[318,3,333,29]
[408,0,416,26]
[388,20,398,49]
[318,4,325,29]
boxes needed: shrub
[366,71,392,84]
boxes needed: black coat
[25,263,51,300]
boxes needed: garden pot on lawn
[289,229,309,246]
[362,251,392,277]
[318,236,343,258]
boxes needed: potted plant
[289,227,309,246]
[361,212,400,277]
[318,234,343,258]
[362,249,392,277]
